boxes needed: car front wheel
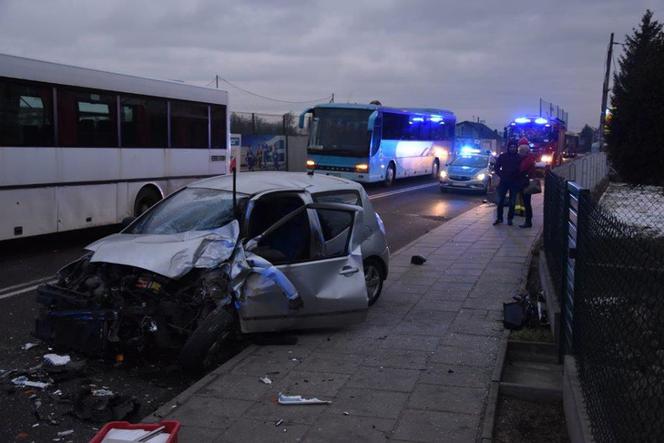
[364,259,384,306]
[178,308,237,373]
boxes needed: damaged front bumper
[35,283,157,356]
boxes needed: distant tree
[579,124,595,152]
[607,10,664,185]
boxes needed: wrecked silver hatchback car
[35,172,389,371]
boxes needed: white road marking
[368,182,438,201]
[0,276,56,300]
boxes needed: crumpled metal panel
[239,242,368,334]
[85,221,240,279]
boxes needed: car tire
[134,187,162,217]
[364,258,384,306]
[384,164,396,187]
[178,308,237,373]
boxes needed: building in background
[455,121,503,154]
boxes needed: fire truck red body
[505,116,566,168]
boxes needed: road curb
[145,344,259,421]
[478,227,543,442]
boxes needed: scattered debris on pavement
[275,419,284,427]
[277,393,331,405]
[11,376,50,390]
[259,376,272,385]
[73,386,140,422]
[410,255,427,265]
[43,354,71,367]
[21,342,40,351]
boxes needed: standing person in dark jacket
[493,142,521,225]
[518,144,537,228]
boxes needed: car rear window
[312,191,361,206]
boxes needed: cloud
[0,0,659,130]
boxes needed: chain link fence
[574,187,664,441]
[543,170,568,303]
[231,111,308,136]
[544,162,664,441]
[598,183,664,239]
[539,98,568,124]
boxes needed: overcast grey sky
[0,0,660,131]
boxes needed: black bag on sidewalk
[523,178,542,195]
[503,301,525,330]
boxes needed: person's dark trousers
[496,182,518,222]
[521,192,533,225]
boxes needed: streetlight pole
[598,33,614,152]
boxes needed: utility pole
[215,74,219,89]
[598,32,614,152]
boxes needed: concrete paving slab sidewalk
[148,196,543,442]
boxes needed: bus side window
[383,113,408,141]
[0,79,54,147]
[171,101,209,148]
[211,105,227,149]
[421,120,431,141]
[58,88,118,147]
[120,96,168,148]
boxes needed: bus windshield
[310,108,372,157]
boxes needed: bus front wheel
[384,164,396,187]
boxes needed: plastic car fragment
[277,393,331,405]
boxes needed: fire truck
[504,116,566,168]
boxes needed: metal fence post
[558,180,570,361]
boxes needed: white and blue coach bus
[300,103,455,185]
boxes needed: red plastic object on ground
[89,420,180,443]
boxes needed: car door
[238,195,368,333]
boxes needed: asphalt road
[0,175,490,442]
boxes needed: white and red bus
[0,54,229,241]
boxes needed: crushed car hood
[85,221,240,279]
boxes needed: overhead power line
[214,75,332,104]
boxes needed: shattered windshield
[127,188,246,235]
[309,108,372,157]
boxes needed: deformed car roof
[189,171,364,196]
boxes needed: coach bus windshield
[309,108,372,157]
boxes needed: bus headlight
[355,163,369,172]
[439,170,448,179]
[306,159,316,168]
[541,154,553,164]
[476,173,486,181]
